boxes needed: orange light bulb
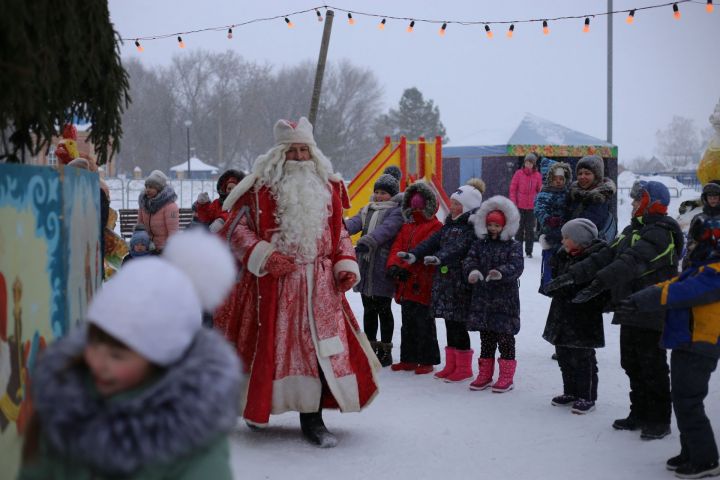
[707,1,714,13]
[439,23,447,36]
[378,18,386,30]
[507,24,514,38]
[626,10,635,24]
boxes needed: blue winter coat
[534,158,572,246]
[410,210,476,322]
[345,197,404,298]
[463,238,524,334]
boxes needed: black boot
[640,423,671,440]
[612,415,643,431]
[299,411,338,448]
[378,342,394,368]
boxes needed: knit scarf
[138,186,178,214]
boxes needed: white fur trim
[317,336,344,357]
[246,240,274,277]
[274,117,316,146]
[333,259,361,287]
[471,195,521,240]
[270,376,323,415]
[222,173,257,211]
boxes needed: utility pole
[607,0,613,144]
[309,10,334,126]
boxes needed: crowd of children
[19,157,720,477]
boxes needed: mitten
[423,256,441,266]
[486,269,502,281]
[336,272,357,292]
[546,216,563,228]
[265,252,297,278]
[209,218,225,233]
[572,279,606,304]
[356,235,377,252]
[197,192,210,204]
[397,252,416,264]
[615,297,638,315]
[468,270,483,284]
[545,273,574,293]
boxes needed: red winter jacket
[387,211,442,305]
[509,167,542,210]
[195,199,229,225]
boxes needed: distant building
[170,156,219,180]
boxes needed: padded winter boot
[674,461,720,479]
[433,347,457,380]
[378,342,394,368]
[571,399,596,415]
[414,364,434,375]
[491,359,517,393]
[640,423,671,440]
[667,454,690,471]
[300,411,338,448]
[469,357,495,391]
[391,361,417,371]
[444,349,474,383]
[612,415,643,431]
[551,394,576,407]
[369,341,382,361]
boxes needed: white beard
[272,161,331,263]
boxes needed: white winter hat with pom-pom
[87,229,236,366]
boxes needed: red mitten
[336,272,357,292]
[265,252,297,278]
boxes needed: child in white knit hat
[19,230,242,480]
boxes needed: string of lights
[125,1,714,52]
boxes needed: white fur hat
[86,229,236,366]
[451,185,483,214]
[273,117,316,146]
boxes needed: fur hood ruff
[469,195,521,240]
[401,181,439,221]
[32,327,242,477]
[569,177,617,204]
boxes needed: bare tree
[655,115,701,169]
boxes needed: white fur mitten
[468,270,483,284]
[397,252,416,264]
[486,269,503,281]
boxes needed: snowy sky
[108,0,720,163]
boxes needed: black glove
[615,297,638,315]
[545,273,574,293]
[387,265,410,281]
[571,279,606,304]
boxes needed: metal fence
[105,177,220,211]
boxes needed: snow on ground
[229,254,720,480]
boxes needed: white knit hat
[145,169,168,190]
[273,117,316,146]
[451,185,484,214]
[86,229,236,366]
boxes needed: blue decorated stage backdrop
[0,163,101,477]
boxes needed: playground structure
[346,136,450,226]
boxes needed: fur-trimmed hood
[469,195,521,240]
[569,177,617,204]
[31,327,242,477]
[539,158,572,187]
[401,180,439,221]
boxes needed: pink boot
[433,347,457,380]
[469,357,494,391]
[492,359,517,393]
[444,349,474,383]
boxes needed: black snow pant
[445,318,470,350]
[479,330,516,360]
[671,349,719,466]
[619,325,671,426]
[399,301,440,365]
[361,294,394,343]
[556,346,598,401]
[515,208,536,255]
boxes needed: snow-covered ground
[228,254,720,480]
[112,170,713,478]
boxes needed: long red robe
[214,175,380,426]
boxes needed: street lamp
[184,120,192,178]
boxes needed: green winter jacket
[18,435,233,480]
